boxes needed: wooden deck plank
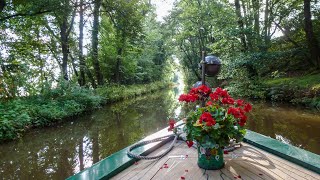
[243,144,319,179]
[238,143,319,180]
[111,140,320,180]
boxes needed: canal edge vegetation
[0,81,170,143]
[224,72,320,108]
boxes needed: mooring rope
[127,123,240,160]
[127,133,182,160]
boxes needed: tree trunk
[115,47,122,84]
[60,17,69,80]
[304,0,320,68]
[251,0,260,47]
[0,0,5,12]
[86,68,97,88]
[241,0,253,50]
[263,0,270,50]
[92,0,104,86]
[70,54,79,78]
[235,0,247,51]
[78,0,86,86]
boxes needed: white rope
[127,123,240,160]
[127,133,181,160]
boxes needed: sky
[151,0,175,22]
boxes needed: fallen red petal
[238,175,241,178]
[185,169,188,172]
[164,163,167,166]
[224,150,229,154]
[181,176,185,179]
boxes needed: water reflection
[247,101,320,154]
[0,90,182,180]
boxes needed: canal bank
[0,81,170,142]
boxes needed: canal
[0,88,319,179]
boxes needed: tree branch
[67,0,78,36]
[0,10,51,22]
[273,21,300,48]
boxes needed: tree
[235,0,247,51]
[92,0,104,86]
[78,0,86,86]
[102,0,146,84]
[304,0,320,68]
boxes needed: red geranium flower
[168,119,175,131]
[186,140,194,148]
[197,85,211,95]
[206,119,215,127]
[178,94,198,102]
[244,103,252,112]
[236,99,244,106]
[206,101,213,106]
[220,89,229,98]
[221,97,235,104]
[199,112,216,126]
[210,92,219,101]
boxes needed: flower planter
[197,143,224,170]
[177,86,253,170]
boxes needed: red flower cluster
[178,94,198,102]
[186,140,194,147]
[168,119,176,131]
[176,86,253,148]
[178,85,212,103]
[199,112,216,127]
[191,85,211,96]
[209,87,234,104]
[227,102,252,126]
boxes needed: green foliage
[0,81,169,142]
[0,100,31,140]
[99,7,169,84]
[264,73,320,89]
[227,80,266,99]
[96,81,170,102]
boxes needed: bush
[0,100,31,140]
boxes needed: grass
[263,73,320,89]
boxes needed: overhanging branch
[0,10,51,22]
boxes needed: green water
[0,90,319,179]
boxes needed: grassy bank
[262,73,320,108]
[225,73,320,109]
[0,81,170,142]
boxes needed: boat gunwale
[67,122,320,180]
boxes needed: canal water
[0,89,319,179]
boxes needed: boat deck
[111,140,320,180]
